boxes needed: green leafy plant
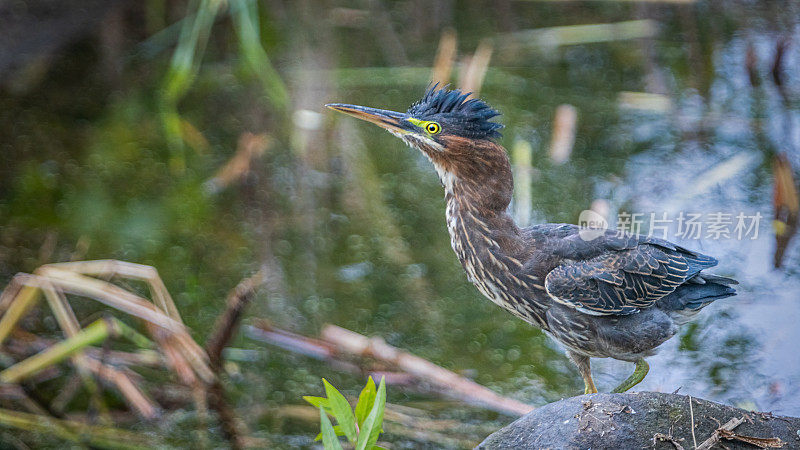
[303,376,386,450]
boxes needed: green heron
[327,87,737,394]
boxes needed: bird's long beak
[326,103,409,134]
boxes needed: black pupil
[428,124,436,132]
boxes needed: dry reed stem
[206,133,272,193]
[40,260,183,322]
[773,153,799,267]
[321,324,535,416]
[82,356,160,419]
[83,347,162,367]
[0,258,227,450]
[549,104,577,165]
[28,269,183,333]
[24,264,213,383]
[0,283,41,346]
[774,154,800,216]
[432,28,457,86]
[459,39,493,97]
[512,139,533,225]
[5,316,163,420]
[0,260,215,425]
[246,322,362,374]
[0,319,112,384]
[0,274,25,315]
[39,281,111,421]
[505,19,658,52]
[148,324,196,385]
[248,321,534,416]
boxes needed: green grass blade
[0,319,110,384]
[355,376,386,450]
[319,407,344,450]
[322,379,357,443]
[354,376,377,428]
[163,0,220,103]
[159,0,221,169]
[230,0,289,112]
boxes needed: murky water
[1,1,799,447]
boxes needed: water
[1,1,799,447]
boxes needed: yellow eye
[425,122,441,134]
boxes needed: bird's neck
[441,171,521,261]
[428,138,515,215]
[427,139,523,261]
[433,144,549,327]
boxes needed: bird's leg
[611,358,649,393]
[566,351,597,394]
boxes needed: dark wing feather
[542,227,718,315]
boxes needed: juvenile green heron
[327,87,737,394]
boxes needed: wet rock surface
[478,392,800,449]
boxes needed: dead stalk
[321,324,534,416]
[204,269,266,450]
[0,259,215,440]
[459,39,493,97]
[432,28,457,85]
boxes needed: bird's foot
[611,358,649,393]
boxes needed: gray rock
[478,392,800,449]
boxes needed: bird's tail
[658,272,738,325]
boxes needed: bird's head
[327,86,510,203]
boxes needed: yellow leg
[611,358,649,393]
[567,351,597,394]
[583,371,598,394]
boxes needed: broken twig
[653,431,685,450]
[321,324,534,416]
[696,416,784,449]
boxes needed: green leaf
[303,396,329,409]
[322,379,358,443]
[304,395,334,417]
[314,425,346,441]
[354,376,377,428]
[355,376,386,450]
[319,407,344,450]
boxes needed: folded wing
[544,235,721,315]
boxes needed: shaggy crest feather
[406,85,504,140]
